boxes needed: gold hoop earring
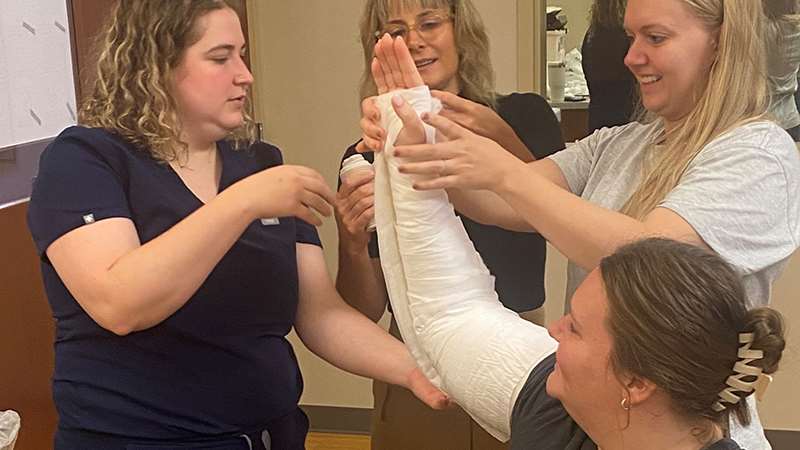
[620,397,631,411]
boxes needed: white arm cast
[373,86,557,441]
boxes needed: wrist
[339,237,370,258]
[496,161,531,198]
[223,179,259,222]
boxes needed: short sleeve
[510,354,593,450]
[28,127,132,258]
[295,218,322,246]
[496,93,565,159]
[547,122,647,196]
[547,129,605,196]
[659,123,800,274]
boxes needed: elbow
[77,290,140,336]
[94,303,139,336]
[105,320,136,337]
[90,308,138,336]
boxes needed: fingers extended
[394,36,424,87]
[393,142,452,161]
[374,36,398,91]
[422,113,465,141]
[371,58,389,95]
[381,35,406,88]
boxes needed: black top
[28,126,320,442]
[581,24,637,133]
[510,355,745,450]
[339,92,565,312]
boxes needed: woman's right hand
[335,169,375,250]
[357,96,384,153]
[235,165,335,226]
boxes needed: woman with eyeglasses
[334,1,564,449]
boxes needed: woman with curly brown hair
[26,1,447,449]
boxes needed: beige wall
[247,0,799,432]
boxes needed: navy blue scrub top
[27,126,321,441]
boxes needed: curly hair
[79,0,253,162]
[358,0,496,108]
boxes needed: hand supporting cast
[359,34,529,192]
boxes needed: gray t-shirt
[548,119,800,450]
[550,120,800,309]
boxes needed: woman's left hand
[392,112,528,191]
[431,90,506,140]
[406,367,452,410]
[431,90,534,162]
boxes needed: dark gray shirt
[510,355,744,450]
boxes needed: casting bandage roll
[373,86,558,441]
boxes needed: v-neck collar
[166,141,228,206]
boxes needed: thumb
[391,94,426,145]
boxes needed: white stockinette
[373,86,558,442]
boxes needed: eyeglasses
[375,12,452,42]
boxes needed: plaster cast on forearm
[373,86,557,442]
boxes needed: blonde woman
[26,1,446,448]
[363,0,800,448]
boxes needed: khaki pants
[371,308,545,450]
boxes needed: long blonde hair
[358,0,496,107]
[79,0,253,162]
[622,0,768,219]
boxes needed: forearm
[296,299,416,387]
[447,188,534,232]
[335,243,388,322]
[496,167,653,270]
[105,186,254,332]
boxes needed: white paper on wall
[0,0,76,149]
